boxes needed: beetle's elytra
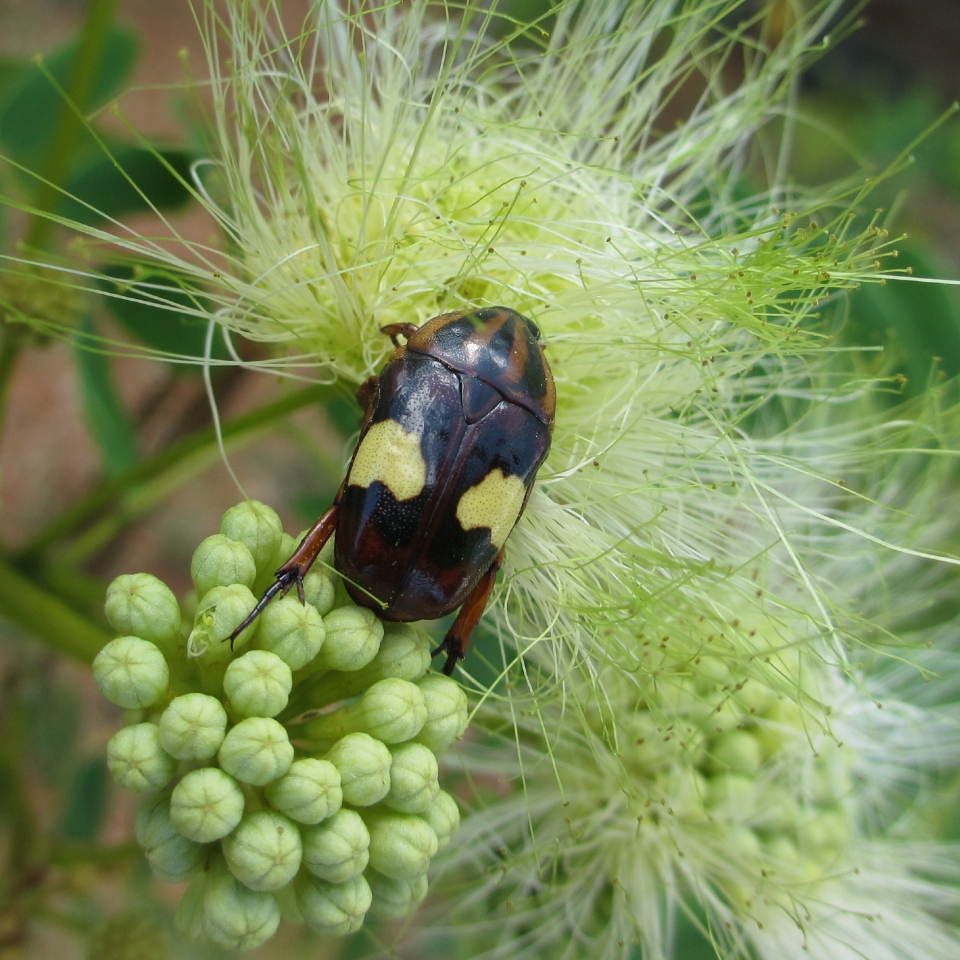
[228,306,555,674]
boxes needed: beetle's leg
[380,322,419,347]
[224,504,339,649]
[432,548,503,675]
[355,375,378,411]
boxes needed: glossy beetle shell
[335,307,555,621]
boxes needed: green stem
[18,381,341,562]
[0,552,111,663]
[0,324,24,430]
[26,0,119,251]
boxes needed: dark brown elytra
[227,306,555,674]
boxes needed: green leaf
[74,314,138,475]
[0,57,29,102]
[0,26,137,170]
[98,264,227,370]
[61,146,194,224]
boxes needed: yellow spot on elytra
[348,420,426,500]
[456,469,526,548]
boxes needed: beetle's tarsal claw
[223,571,294,648]
[296,578,305,604]
[431,637,463,676]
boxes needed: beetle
[227,306,555,674]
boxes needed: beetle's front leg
[380,322,419,347]
[225,504,339,648]
[432,548,504,675]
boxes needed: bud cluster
[94,501,467,951]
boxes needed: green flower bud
[301,808,370,882]
[135,793,206,882]
[222,810,302,891]
[170,767,245,842]
[324,733,392,806]
[414,674,469,754]
[256,595,325,670]
[202,859,281,951]
[224,651,292,718]
[705,773,756,816]
[191,534,257,598]
[363,808,439,880]
[106,723,176,793]
[798,809,848,852]
[312,604,383,672]
[707,730,763,776]
[275,531,297,564]
[367,869,429,919]
[265,758,342,824]
[294,873,371,937]
[94,637,169,709]
[420,790,460,850]
[104,573,181,652]
[218,717,294,785]
[302,568,336,616]
[187,584,259,661]
[158,693,228,760]
[219,500,284,583]
[299,678,426,746]
[383,742,440,814]
[291,622,432,712]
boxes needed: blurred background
[0,0,958,957]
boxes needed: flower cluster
[93,501,465,951]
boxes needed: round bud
[94,637,169,709]
[187,584,259,661]
[224,651,292,718]
[202,860,281,951]
[191,534,257,598]
[383,742,440,814]
[170,767,245,842]
[312,604,382,672]
[158,693,228,760]
[104,573,181,652]
[256,595,325,670]
[296,622,432,709]
[106,723,176,793]
[265,758,342,824]
[299,678,426,746]
[420,790,460,850]
[707,730,763,776]
[705,773,756,816]
[219,500,284,581]
[301,808,370,883]
[367,870,429,919]
[222,810,302,891]
[324,733,392,806]
[302,569,336,616]
[798,809,848,851]
[135,793,205,882]
[364,809,439,880]
[415,674,469,754]
[218,717,294,785]
[295,873,371,937]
